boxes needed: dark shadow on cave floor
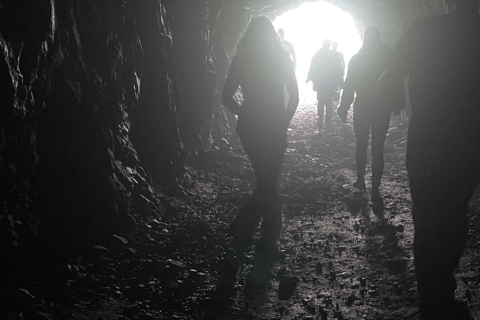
[14,103,479,320]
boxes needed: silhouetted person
[307,39,343,128]
[223,17,299,248]
[278,28,297,70]
[331,41,346,107]
[379,0,480,318]
[331,41,345,73]
[338,28,403,202]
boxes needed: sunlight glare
[273,1,363,103]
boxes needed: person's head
[322,38,332,49]
[278,28,285,39]
[444,0,479,13]
[362,27,382,47]
[332,41,339,51]
[236,16,281,55]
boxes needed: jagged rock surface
[0,0,178,253]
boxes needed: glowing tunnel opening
[273,1,363,104]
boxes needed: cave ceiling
[238,0,447,44]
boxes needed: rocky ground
[3,102,480,320]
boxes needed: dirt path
[200,102,480,320]
[18,103,479,320]
[207,102,418,320]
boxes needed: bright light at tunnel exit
[273,1,363,103]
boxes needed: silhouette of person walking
[331,41,345,107]
[331,41,345,73]
[379,0,480,318]
[338,28,403,202]
[307,39,344,128]
[223,17,299,248]
[278,28,297,70]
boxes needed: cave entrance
[273,1,363,103]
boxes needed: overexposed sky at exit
[273,1,363,103]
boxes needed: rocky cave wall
[0,0,448,256]
[0,0,173,254]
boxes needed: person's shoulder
[283,39,294,47]
[396,16,437,47]
[335,51,344,60]
[328,49,339,58]
[312,49,324,59]
[348,52,362,65]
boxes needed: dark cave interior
[1,1,479,319]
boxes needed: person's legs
[236,125,286,246]
[407,141,480,319]
[410,172,474,318]
[324,91,334,127]
[370,111,391,200]
[232,130,265,241]
[353,109,370,190]
[258,130,287,245]
[317,91,326,126]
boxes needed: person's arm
[222,57,243,116]
[288,42,297,71]
[340,52,345,73]
[285,60,299,127]
[306,54,316,83]
[337,57,356,123]
[378,28,415,113]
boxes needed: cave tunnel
[1,0,480,319]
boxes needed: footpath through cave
[14,103,480,320]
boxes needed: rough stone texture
[130,0,186,187]
[0,0,176,252]
[171,0,247,155]
[0,0,56,252]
